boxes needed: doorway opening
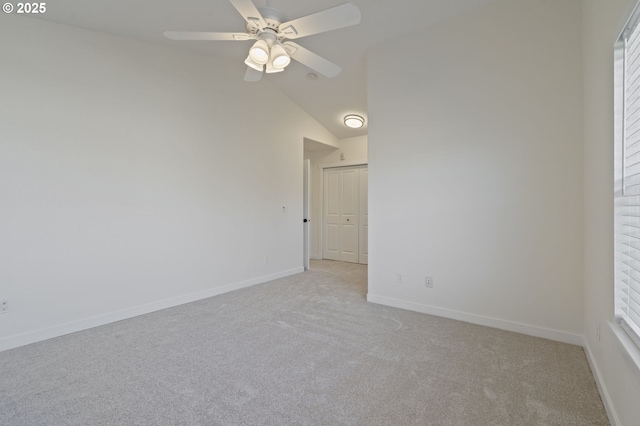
[303,137,368,270]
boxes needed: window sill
[610,321,640,374]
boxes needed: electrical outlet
[0,299,8,314]
[397,273,403,284]
[425,277,434,288]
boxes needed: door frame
[303,159,311,271]
[319,160,368,262]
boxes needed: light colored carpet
[0,260,608,425]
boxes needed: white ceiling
[32,0,495,139]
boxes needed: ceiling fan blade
[228,0,266,30]
[164,31,255,41]
[283,42,341,78]
[278,3,361,40]
[244,66,263,82]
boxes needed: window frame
[614,0,640,352]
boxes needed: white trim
[615,0,640,44]
[366,293,583,346]
[303,158,311,271]
[0,267,303,353]
[611,320,640,372]
[614,0,640,368]
[584,330,622,426]
[320,159,368,170]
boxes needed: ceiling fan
[164,0,361,82]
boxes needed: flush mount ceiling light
[344,114,365,129]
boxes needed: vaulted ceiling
[32,0,496,138]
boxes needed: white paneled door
[359,167,368,265]
[323,165,368,264]
[323,169,341,261]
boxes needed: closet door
[323,169,341,261]
[339,168,359,263]
[322,166,362,263]
[359,167,368,265]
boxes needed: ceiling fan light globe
[270,43,291,69]
[266,62,285,74]
[250,48,269,64]
[245,55,264,72]
[249,40,270,65]
[272,55,291,69]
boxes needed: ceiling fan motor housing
[246,7,287,40]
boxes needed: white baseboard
[583,336,620,426]
[0,267,303,353]
[366,293,583,346]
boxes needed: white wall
[367,0,584,343]
[0,15,337,351]
[304,136,367,259]
[583,0,640,424]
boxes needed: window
[615,2,640,350]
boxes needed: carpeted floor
[0,260,608,425]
